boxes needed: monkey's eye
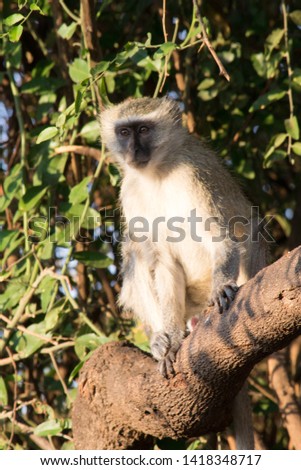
[138,125,149,134]
[119,128,130,137]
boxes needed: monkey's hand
[209,281,239,314]
[150,331,184,378]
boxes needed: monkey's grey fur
[100,96,267,450]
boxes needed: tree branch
[73,247,301,449]
[192,0,230,81]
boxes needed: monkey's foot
[150,332,183,378]
[209,281,239,314]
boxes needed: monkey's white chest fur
[120,166,215,323]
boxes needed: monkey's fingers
[211,282,239,314]
[159,356,174,378]
[159,347,178,378]
[150,332,171,362]
[151,331,183,378]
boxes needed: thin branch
[59,0,80,22]
[192,0,230,81]
[281,0,295,163]
[49,351,71,401]
[0,353,23,367]
[0,399,37,421]
[41,341,75,354]
[16,325,58,346]
[268,349,301,449]
[54,145,102,161]
[248,376,277,404]
[161,0,168,42]
[6,347,18,448]
[6,52,31,275]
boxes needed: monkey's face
[114,121,155,168]
[100,97,185,171]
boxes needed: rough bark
[73,247,301,449]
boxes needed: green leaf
[34,419,63,437]
[249,89,286,112]
[29,3,44,13]
[0,377,8,406]
[129,47,148,66]
[8,25,23,42]
[218,50,235,63]
[91,61,110,76]
[44,299,67,331]
[73,251,112,268]
[59,203,101,230]
[198,78,215,90]
[4,41,22,68]
[74,333,110,360]
[36,126,58,144]
[37,277,57,313]
[19,185,48,211]
[0,196,11,212]
[2,233,24,268]
[22,77,65,95]
[251,53,266,77]
[293,74,301,87]
[14,322,50,356]
[154,42,177,59]
[58,22,77,40]
[289,10,301,26]
[80,120,100,142]
[145,32,152,47]
[0,230,19,252]
[292,142,301,156]
[4,13,24,26]
[197,87,219,101]
[3,163,23,202]
[69,353,93,382]
[108,163,120,186]
[284,116,300,140]
[69,176,92,205]
[0,281,27,310]
[68,58,90,83]
[274,133,288,148]
[74,89,83,114]
[265,28,284,56]
[264,149,287,168]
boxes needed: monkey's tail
[232,382,254,450]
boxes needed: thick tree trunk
[72,247,301,449]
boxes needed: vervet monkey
[100,97,267,450]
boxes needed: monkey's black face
[115,121,154,168]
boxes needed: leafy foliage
[0,0,301,450]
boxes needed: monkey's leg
[210,241,240,313]
[151,261,186,377]
[120,252,185,377]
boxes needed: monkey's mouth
[126,155,151,168]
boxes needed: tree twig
[54,145,102,161]
[192,0,230,81]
